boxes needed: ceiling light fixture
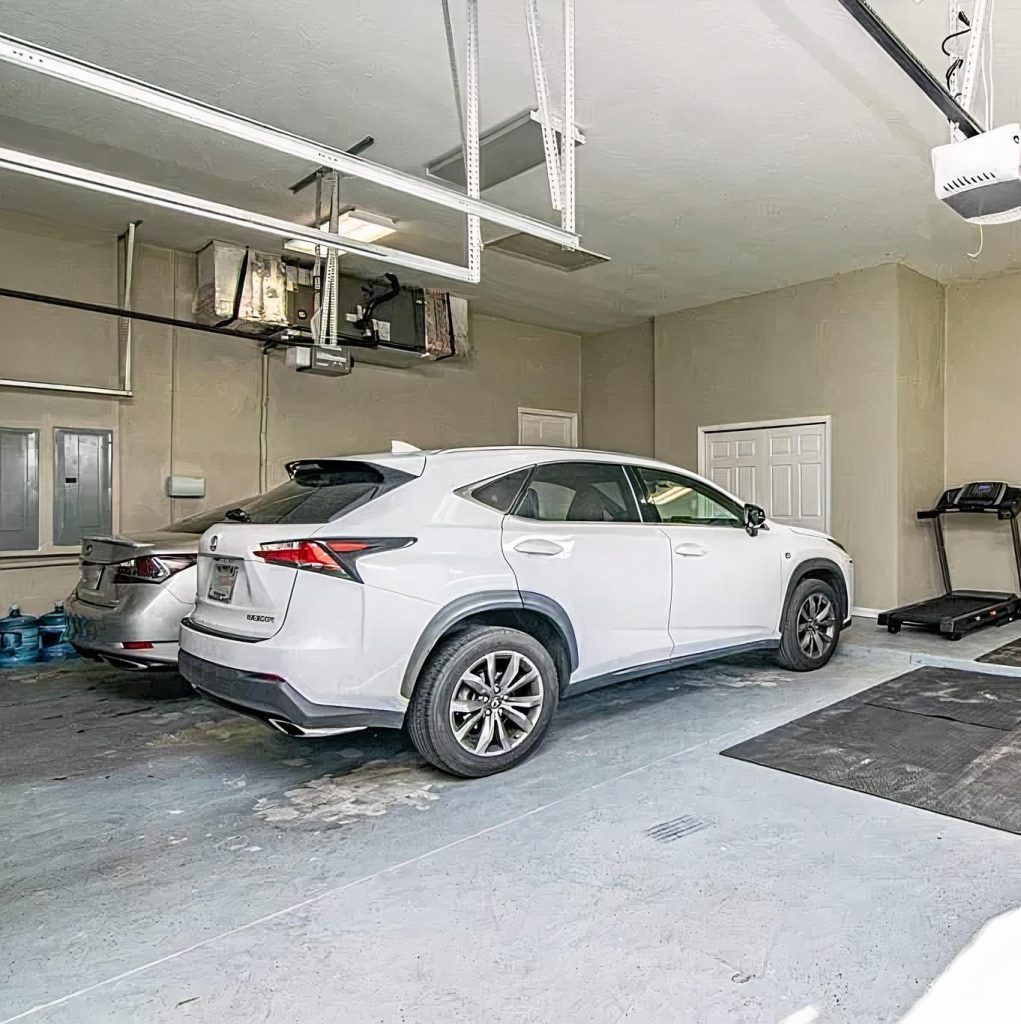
[284,209,398,255]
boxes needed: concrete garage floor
[4,622,1021,1023]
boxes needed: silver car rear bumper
[66,576,193,667]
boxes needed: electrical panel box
[54,429,112,546]
[0,428,39,552]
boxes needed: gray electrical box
[54,429,112,546]
[0,428,39,552]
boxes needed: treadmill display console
[930,482,1021,519]
[955,481,1007,509]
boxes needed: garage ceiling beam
[0,33,580,252]
[833,0,984,138]
[0,144,478,282]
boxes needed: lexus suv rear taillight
[253,538,414,582]
[112,555,197,584]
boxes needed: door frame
[517,407,579,447]
[696,415,832,532]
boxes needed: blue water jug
[38,603,77,662]
[0,605,41,668]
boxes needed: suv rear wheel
[777,578,841,671]
[406,626,559,778]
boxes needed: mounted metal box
[194,241,288,332]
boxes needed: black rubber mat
[978,636,1021,668]
[721,666,1021,834]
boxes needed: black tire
[777,578,841,671]
[406,625,559,778]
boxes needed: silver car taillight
[112,555,196,584]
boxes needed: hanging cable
[967,224,984,258]
[942,12,970,98]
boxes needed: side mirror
[744,504,767,537]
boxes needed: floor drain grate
[645,815,708,842]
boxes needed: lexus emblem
[84,543,93,555]
[209,535,219,551]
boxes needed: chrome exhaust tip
[267,718,365,739]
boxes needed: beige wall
[653,265,902,609]
[945,270,1021,593]
[895,266,945,605]
[0,216,581,613]
[579,320,655,456]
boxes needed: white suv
[179,447,853,777]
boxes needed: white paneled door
[701,420,829,533]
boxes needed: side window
[470,468,530,513]
[632,467,743,527]
[513,462,639,523]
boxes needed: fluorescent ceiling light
[427,108,585,192]
[284,209,398,255]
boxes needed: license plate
[208,559,239,603]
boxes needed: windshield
[162,461,413,534]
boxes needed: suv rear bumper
[178,650,405,734]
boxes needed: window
[470,469,530,513]
[632,467,743,527]
[54,429,113,546]
[513,462,639,523]
[0,428,39,552]
[164,460,414,533]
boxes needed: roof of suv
[312,445,685,473]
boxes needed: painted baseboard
[852,606,882,618]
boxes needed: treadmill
[879,481,1021,639]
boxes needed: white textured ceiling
[0,0,1019,333]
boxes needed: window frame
[626,465,746,529]
[508,460,641,524]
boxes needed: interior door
[630,466,784,655]
[502,461,673,681]
[703,421,828,533]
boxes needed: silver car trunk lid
[77,532,197,607]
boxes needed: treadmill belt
[721,666,1021,833]
[978,636,1021,668]
[905,594,1002,621]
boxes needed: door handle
[674,542,707,557]
[513,538,565,556]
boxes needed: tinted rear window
[164,461,412,534]
[471,468,530,512]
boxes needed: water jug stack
[39,603,78,662]
[0,606,41,668]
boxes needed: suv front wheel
[407,626,559,778]
[777,578,841,671]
